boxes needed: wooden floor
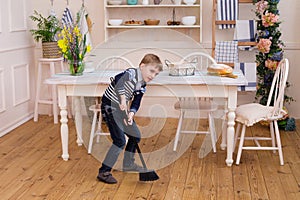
[0,115,300,200]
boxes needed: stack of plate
[108,0,122,5]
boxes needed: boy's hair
[139,53,163,71]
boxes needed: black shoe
[97,172,117,184]
[123,163,144,172]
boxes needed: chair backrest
[182,52,217,70]
[179,52,217,102]
[266,58,289,118]
[95,56,134,71]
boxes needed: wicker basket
[42,42,62,58]
[165,59,196,76]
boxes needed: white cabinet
[104,0,202,42]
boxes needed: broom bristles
[139,170,159,182]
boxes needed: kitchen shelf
[106,5,200,8]
[106,25,201,28]
[104,0,202,42]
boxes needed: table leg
[225,87,237,166]
[74,96,83,146]
[226,109,235,166]
[58,86,69,161]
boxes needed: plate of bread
[207,64,237,78]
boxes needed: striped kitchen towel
[234,62,257,91]
[234,20,256,42]
[62,7,73,28]
[217,0,238,29]
[234,20,256,51]
[215,41,239,63]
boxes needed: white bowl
[183,0,196,5]
[108,0,122,5]
[181,16,196,25]
[108,19,123,26]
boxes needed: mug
[127,0,138,5]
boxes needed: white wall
[0,0,36,136]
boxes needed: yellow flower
[57,24,91,63]
[87,45,91,53]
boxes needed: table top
[44,70,248,86]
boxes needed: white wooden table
[45,70,248,166]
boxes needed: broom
[121,110,159,181]
[134,139,159,181]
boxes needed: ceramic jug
[154,0,162,5]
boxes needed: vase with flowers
[58,25,91,76]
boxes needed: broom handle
[122,109,148,170]
[134,140,148,169]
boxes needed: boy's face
[140,63,161,83]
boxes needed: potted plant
[30,10,62,58]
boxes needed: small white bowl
[108,19,123,26]
[108,0,122,5]
[183,0,196,5]
[181,16,196,25]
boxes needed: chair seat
[235,103,286,126]
[174,99,218,111]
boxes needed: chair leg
[67,97,73,119]
[220,116,227,150]
[96,111,102,143]
[34,62,43,122]
[274,120,284,165]
[208,112,217,153]
[88,111,98,154]
[269,121,276,153]
[234,123,241,150]
[49,62,58,124]
[236,124,246,165]
[173,110,185,151]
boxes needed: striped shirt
[102,68,146,113]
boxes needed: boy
[97,53,163,184]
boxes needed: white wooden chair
[235,58,289,165]
[87,56,133,154]
[173,52,219,152]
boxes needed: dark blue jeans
[99,103,141,173]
